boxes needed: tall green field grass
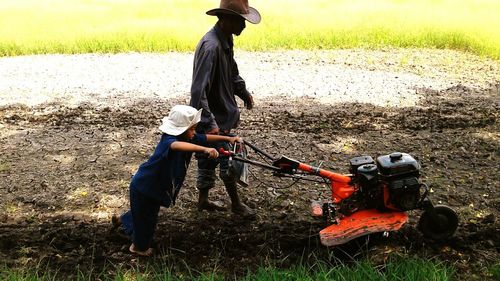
[1,0,499,58]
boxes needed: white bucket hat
[159,105,202,136]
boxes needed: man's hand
[245,95,254,110]
[228,136,243,144]
[204,148,219,158]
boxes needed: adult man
[189,0,261,218]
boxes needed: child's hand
[228,136,243,144]
[204,148,219,159]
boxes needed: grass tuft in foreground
[1,256,455,281]
[490,263,500,281]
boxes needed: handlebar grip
[218,148,232,156]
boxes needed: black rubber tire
[418,205,459,241]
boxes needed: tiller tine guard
[319,209,408,246]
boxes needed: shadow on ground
[0,83,498,279]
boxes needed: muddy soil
[0,72,499,279]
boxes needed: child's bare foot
[129,244,153,257]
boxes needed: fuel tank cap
[390,152,403,162]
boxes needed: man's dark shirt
[190,23,251,132]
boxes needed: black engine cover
[377,152,422,211]
[376,152,420,178]
[349,155,375,174]
[388,177,420,210]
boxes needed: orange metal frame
[297,163,354,203]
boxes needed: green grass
[0,256,455,281]
[244,258,454,281]
[0,0,500,59]
[491,263,500,281]
[1,0,499,58]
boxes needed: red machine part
[318,209,408,246]
[297,163,354,203]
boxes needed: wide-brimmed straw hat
[159,105,202,136]
[206,0,261,24]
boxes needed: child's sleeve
[192,133,207,146]
[161,135,178,158]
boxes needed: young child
[114,105,242,256]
